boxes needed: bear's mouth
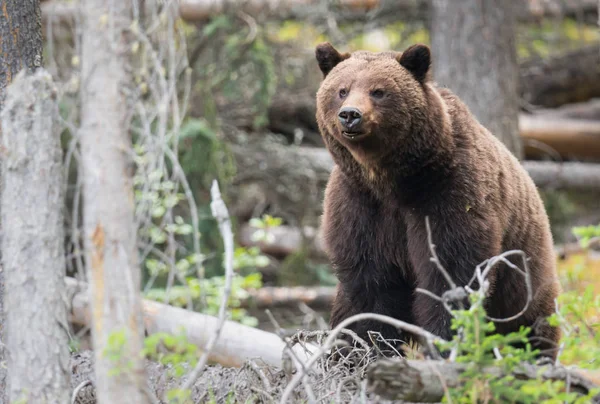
[342,131,368,141]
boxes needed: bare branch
[177,181,235,394]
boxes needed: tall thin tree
[79,0,147,402]
[0,1,45,402]
[430,0,522,159]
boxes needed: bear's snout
[338,107,363,132]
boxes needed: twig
[471,250,534,323]
[279,312,447,403]
[425,216,457,290]
[247,360,272,392]
[265,309,317,402]
[71,380,92,404]
[176,180,234,395]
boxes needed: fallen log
[523,161,600,189]
[245,286,335,309]
[521,115,600,160]
[534,98,600,121]
[66,277,302,368]
[367,358,600,403]
[520,45,600,108]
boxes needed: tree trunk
[430,0,522,158]
[1,70,70,403]
[79,0,147,402]
[0,1,44,402]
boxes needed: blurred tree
[79,0,147,402]
[0,1,44,402]
[430,0,522,159]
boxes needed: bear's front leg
[330,279,415,358]
[407,215,502,352]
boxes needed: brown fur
[315,43,561,359]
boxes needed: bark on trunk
[431,0,522,158]
[1,69,70,403]
[79,1,147,402]
[0,0,43,111]
[0,1,44,402]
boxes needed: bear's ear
[315,42,349,77]
[397,44,431,83]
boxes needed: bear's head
[315,43,442,170]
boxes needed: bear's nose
[338,107,362,130]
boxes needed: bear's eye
[339,89,348,98]
[370,89,385,99]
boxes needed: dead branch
[367,358,600,403]
[177,180,236,394]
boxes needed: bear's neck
[336,140,456,205]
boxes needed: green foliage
[438,292,536,403]
[278,250,336,286]
[540,190,577,243]
[145,272,264,327]
[143,330,198,378]
[104,329,135,377]
[178,118,235,192]
[164,388,192,404]
[193,14,277,131]
[549,286,600,369]
[572,224,600,249]
[249,214,283,244]
[517,18,600,59]
[438,284,597,403]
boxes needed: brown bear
[315,43,561,359]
